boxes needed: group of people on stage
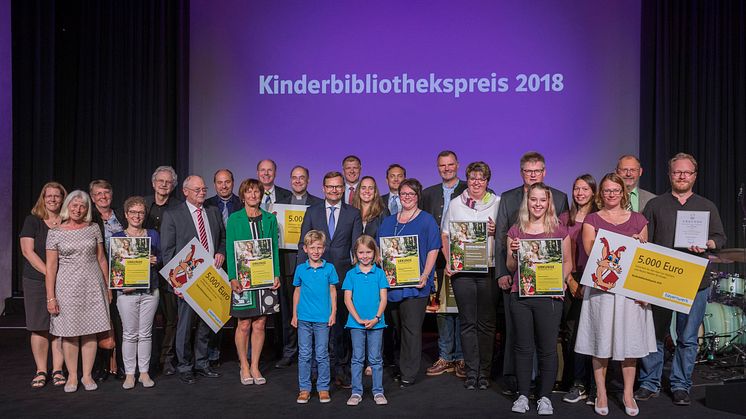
[20,150,726,415]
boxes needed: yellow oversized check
[580,229,709,313]
[182,265,232,333]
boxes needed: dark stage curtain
[11,0,189,294]
[639,0,746,248]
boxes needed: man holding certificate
[160,175,226,385]
[440,162,499,390]
[636,153,727,406]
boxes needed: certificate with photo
[380,235,421,288]
[272,203,309,250]
[674,210,710,248]
[517,238,564,297]
[426,271,459,314]
[159,238,212,291]
[108,236,151,289]
[234,238,275,290]
[448,221,489,273]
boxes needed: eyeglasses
[399,192,417,198]
[324,185,344,190]
[671,170,696,178]
[601,189,623,196]
[616,168,640,175]
[522,168,545,176]
[127,210,146,216]
[467,177,487,183]
[186,187,208,193]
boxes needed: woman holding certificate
[377,178,440,388]
[226,178,281,385]
[111,196,161,390]
[574,173,655,416]
[505,183,572,415]
[351,176,389,239]
[441,162,499,390]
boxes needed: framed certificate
[426,271,458,314]
[108,236,151,289]
[448,221,489,273]
[674,210,710,248]
[517,238,564,297]
[272,203,309,250]
[234,238,275,290]
[379,235,421,288]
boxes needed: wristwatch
[375,315,381,321]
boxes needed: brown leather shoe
[454,360,467,378]
[297,391,311,404]
[319,390,331,403]
[426,358,454,376]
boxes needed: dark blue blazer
[296,201,362,280]
[205,193,243,217]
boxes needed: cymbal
[716,249,746,263]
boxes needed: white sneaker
[512,395,530,413]
[537,397,554,415]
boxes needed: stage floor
[1,314,743,418]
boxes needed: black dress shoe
[163,363,176,376]
[400,379,415,389]
[209,359,221,369]
[275,357,293,369]
[194,367,221,378]
[179,372,196,384]
[334,374,352,389]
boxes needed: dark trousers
[278,274,298,358]
[501,289,517,389]
[175,297,212,373]
[158,281,178,366]
[561,289,589,387]
[329,288,351,377]
[388,296,428,382]
[451,273,496,379]
[510,293,562,398]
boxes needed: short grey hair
[60,190,92,223]
[182,175,204,189]
[151,165,178,184]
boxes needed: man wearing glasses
[635,153,726,406]
[296,171,363,388]
[161,175,226,384]
[495,151,569,396]
[144,165,183,375]
[616,155,656,212]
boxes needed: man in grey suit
[616,155,655,212]
[161,175,226,384]
[296,171,363,387]
[495,152,569,395]
[274,165,323,368]
[257,159,292,211]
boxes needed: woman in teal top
[226,178,281,386]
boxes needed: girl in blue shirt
[343,235,389,406]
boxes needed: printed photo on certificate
[234,238,275,290]
[380,235,421,288]
[517,238,564,297]
[109,236,151,289]
[448,221,489,273]
[159,238,212,291]
[273,203,309,250]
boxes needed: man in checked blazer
[161,175,227,385]
[296,171,363,388]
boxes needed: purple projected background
[190,0,640,197]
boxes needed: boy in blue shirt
[343,235,389,406]
[292,230,338,404]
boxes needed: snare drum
[716,273,745,297]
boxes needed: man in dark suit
[274,165,323,368]
[420,151,469,377]
[380,163,406,215]
[297,171,363,387]
[257,159,292,211]
[616,155,656,212]
[342,155,362,205]
[495,152,569,395]
[161,175,227,384]
[203,168,242,369]
[143,165,183,375]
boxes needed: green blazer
[225,208,281,281]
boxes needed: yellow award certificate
[380,235,421,288]
[109,236,151,289]
[234,238,276,290]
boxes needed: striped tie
[196,207,209,252]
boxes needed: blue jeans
[298,321,330,391]
[437,313,463,361]
[350,328,384,396]
[639,288,708,393]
